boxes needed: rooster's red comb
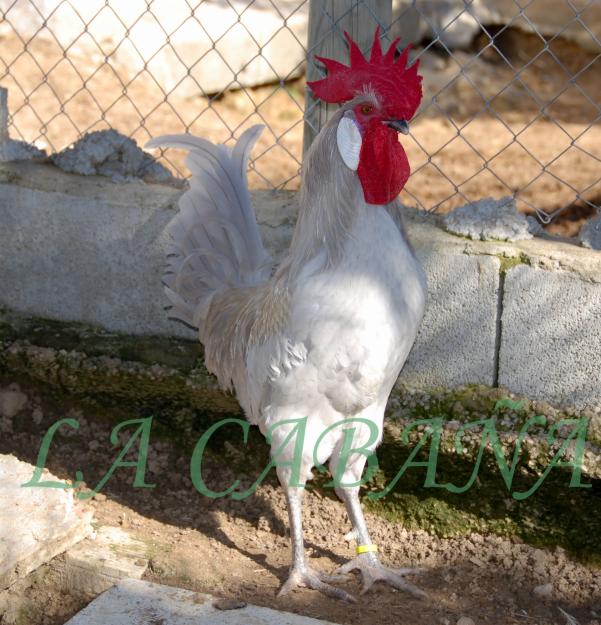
[308,27,422,120]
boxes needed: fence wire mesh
[1,0,600,232]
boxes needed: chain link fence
[1,0,600,232]
[0,0,310,188]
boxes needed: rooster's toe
[278,565,356,603]
[336,556,426,598]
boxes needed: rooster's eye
[360,104,373,115]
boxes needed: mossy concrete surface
[1,308,600,563]
[0,309,239,428]
[372,387,601,563]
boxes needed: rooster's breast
[286,204,427,416]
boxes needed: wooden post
[303,0,393,154]
[0,88,8,143]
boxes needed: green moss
[361,390,601,565]
[15,602,37,625]
[0,309,239,432]
[497,252,531,274]
[0,170,23,185]
[364,470,601,565]
[0,308,203,370]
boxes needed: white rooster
[147,27,427,602]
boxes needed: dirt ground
[1,25,599,236]
[1,383,600,625]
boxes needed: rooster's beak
[385,119,410,135]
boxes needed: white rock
[0,385,28,418]
[443,197,533,242]
[580,213,601,251]
[58,526,148,597]
[0,140,46,162]
[2,1,307,96]
[526,216,545,237]
[393,0,601,52]
[3,0,600,105]
[51,129,175,183]
[533,583,553,599]
[479,0,601,53]
[0,454,93,589]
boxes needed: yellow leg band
[356,544,378,554]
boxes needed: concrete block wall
[499,265,601,410]
[1,161,600,409]
[402,253,500,389]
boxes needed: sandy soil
[1,383,599,625]
[1,26,599,236]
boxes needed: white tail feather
[146,125,272,330]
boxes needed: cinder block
[499,265,601,409]
[0,178,192,337]
[0,167,296,340]
[4,162,601,410]
[400,253,500,389]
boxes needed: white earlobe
[336,115,362,171]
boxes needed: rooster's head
[308,27,423,205]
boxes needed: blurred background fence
[1,0,600,234]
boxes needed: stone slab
[499,265,601,410]
[64,578,339,625]
[0,161,500,393]
[0,454,93,590]
[392,0,601,52]
[55,526,148,597]
[5,0,598,100]
[0,173,189,339]
[1,1,307,96]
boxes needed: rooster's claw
[336,556,426,598]
[278,565,356,603]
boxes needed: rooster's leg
[331,441,426,598]
[277,483,356,602]
[335,485,425,597]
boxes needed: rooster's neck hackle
[284,108,362,278]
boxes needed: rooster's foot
[336,555,426,597]
[278,565,356,603]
